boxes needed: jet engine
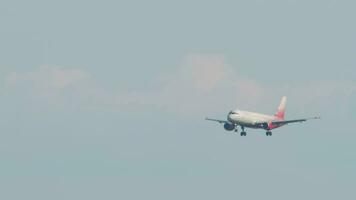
[256,122,269,129]
[261,122,269,129]
[224,123,235,131]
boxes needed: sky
[0,0,356,199]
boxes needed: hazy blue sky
[1,0,356,199]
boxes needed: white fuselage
[205,96,317,135]
[227,110,277,129]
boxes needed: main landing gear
[240,126,247,136]
[266,131,272,136]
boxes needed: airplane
[205,96,320,136]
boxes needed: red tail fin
[275,96,287,119]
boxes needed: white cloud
[6,66,91,90]
[4,56,266,114]
[131,54,356,116]
[113,54,267,115]
[5,66,96,110]
[4,57,356,117]
[183,54,228,92]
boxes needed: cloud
[6,66,91,90]
[183,54,228,92]
[4,66,97,110]
[132,54,356,116]
[4,55,265,114]
[111,54,267,115]
[4,56,356,117]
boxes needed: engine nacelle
[256,122,269,129]
[224,123,235,131]
[262,122,269,129]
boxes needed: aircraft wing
[205,117,228,124]
[271,116,320,126]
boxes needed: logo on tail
[275,96,287,119]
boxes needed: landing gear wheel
[266,131,272,136]
[240,126,246,136]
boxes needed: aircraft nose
[227,114,234,122]
[227,114,231,121]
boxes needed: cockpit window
[229,111,239,115]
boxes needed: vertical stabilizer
[275,96,287,119]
